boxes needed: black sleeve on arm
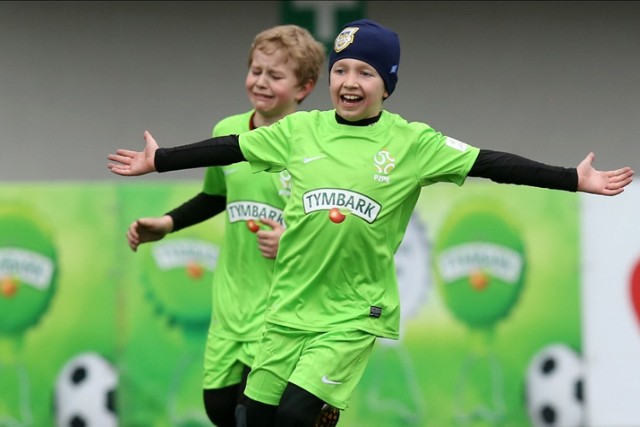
[468,149,578,192]
[154,135,245,172]
[165,192,226,232]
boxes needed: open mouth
[340,94,362,105]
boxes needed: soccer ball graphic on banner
[525,343,584,427]
[54,352,118,427]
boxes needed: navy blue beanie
[329,19,400,97]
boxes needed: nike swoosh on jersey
[321,375,342,385]
[303,155,327,164]
[223,168,238,175]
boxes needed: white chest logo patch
[226,202,285,226]
[373,149,395,183]
[303,189,381,223]
[279,170,291,197]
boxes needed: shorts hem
[290,379,348,411]
[244,388,281,407]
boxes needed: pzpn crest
[334,27,360,53]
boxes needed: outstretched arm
[576,152,633,196]
[107,130,244,176]
[469,149,633,195]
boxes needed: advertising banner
[0,184,120,426]
[0,182,581,427]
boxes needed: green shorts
[203,331,259,389]
[244,322,376,410]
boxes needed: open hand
[108,130,159,176]
[577,152,634,196]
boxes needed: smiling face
[329,58,388,122]
[245,49,313,127]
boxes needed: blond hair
[249,25,326,103]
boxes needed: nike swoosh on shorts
[321,375,342,385]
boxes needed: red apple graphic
[329,208,346,224]
[468,269,489,291]
[1,276,18,298]
[186,261,204,280]
[246,219,260,233]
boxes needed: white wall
[582,184,640,427]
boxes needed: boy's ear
[296,79,316,102]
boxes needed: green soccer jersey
[203,110,290,341]
[239,110,480,339]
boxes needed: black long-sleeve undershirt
[155,136,240,232]
[155,136,578,192]
[468,149,578,191]
[155,135,245,172]
[165,192,226,232]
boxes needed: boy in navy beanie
[329,19,400,98]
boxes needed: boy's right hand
[108,130,158,176]
[127,215,174,252]
[256,217,285,259]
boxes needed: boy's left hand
[577,152,634,196]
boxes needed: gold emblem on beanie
[334,27,360,53]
